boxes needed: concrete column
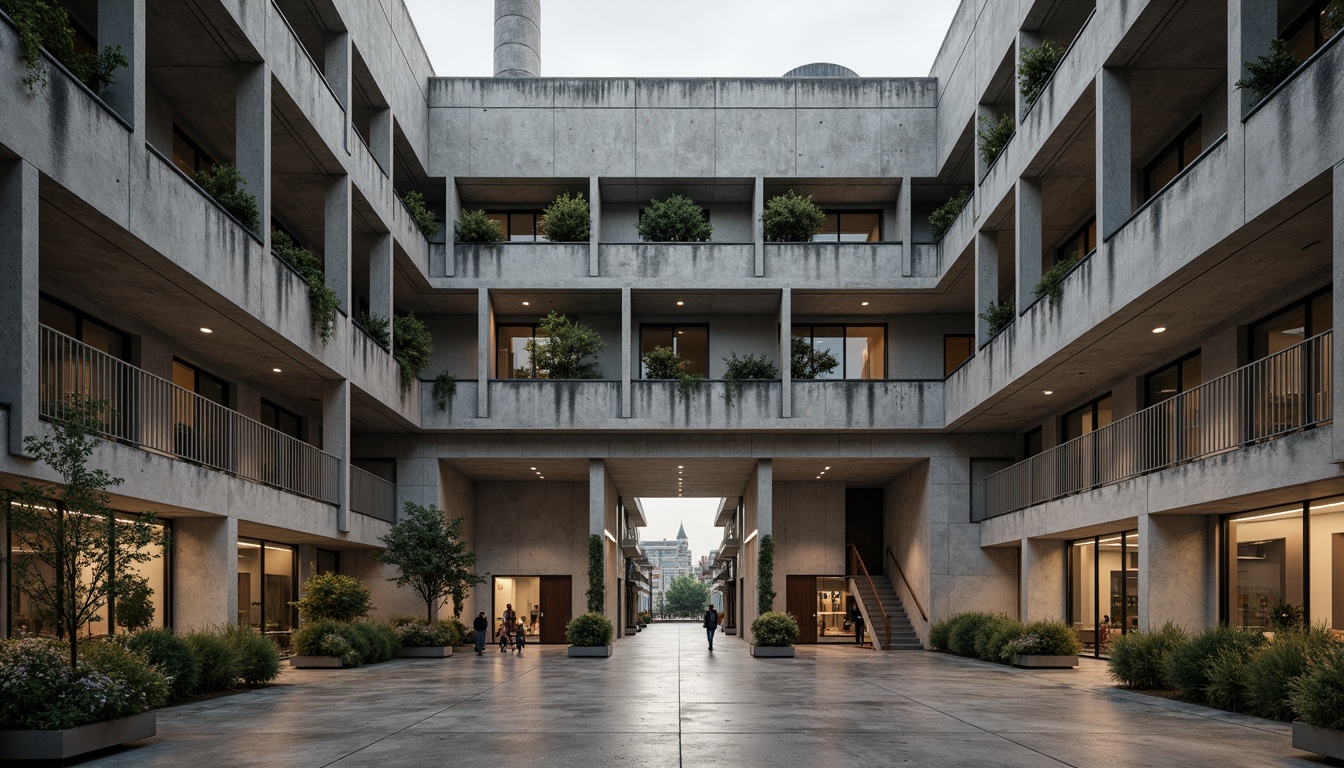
[325,175,352,313]
[779,289,791,418]
[589,176,601,277]
[588,459,606,616]
[753,176,765,277]
[324,31,352,152]
[1334,163,1344,463]
[477,288,491,418]
[1230,0,1278,121]
[173,516,237,630]
[98,0,145,132]
[974,231,999,347]
[620,287,631,418]
[322,380,350,532]
[1095,67,1131,240]
[756,459,775,615]
[0,161,39,457]
[1139,513,1211,631]
[1021,538,1065,622]
[898,177,913,276]
[974,104,996,182]
[443,178,460,277]
[369,108,393,175]
[1015,177,1043,312]
[235,62,271,243]
[369,232,393,322]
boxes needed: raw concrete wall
[773,481,845,577]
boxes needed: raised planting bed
[567,645,613,658]
[397,645,453,658]
[1293,722,1344,760]
[1012,654,1078,669]
[290,655,344,668]
[750,644,795,658]
[0,713,156,761]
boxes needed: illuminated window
[813,211,881,242]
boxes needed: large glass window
[1055,217,1096,265]
[813,211,881,242]
[484,211,546,242]
[1144,352,1202,407]
[493,576,541,640]
[1142,119,1202,202]
[1309,497,1344,632]
[640,325,709,377]
[816,577,856,643]
[793,325,887,380]
[1226,505,1304,630]
[1249,290,1332,361]
[1068,530,1139,657]
[237,538,296,635]
[171,125,214,177]
[260,399,302,440]
[1062,394,1113,442]
[943,335,973,376]
[495,325,541,379]
[1283,0,1341,62]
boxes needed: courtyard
[70,623,1319,767]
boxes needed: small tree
[291,573,371,622]
[977,113,1015,166]
[375,503,483,623]
[523,311,606,379]
[586,534,604,613]
[113,576,155,631]
[1235,38,1300,103]
[642,345,703,399]
[757,534,776,614]
[636,195,713,242]
[1017,40,1066,109]
[790,336,840,379]
[539,192,591,242]
[664,574,712,617]
[1,397,167,667]
[762,190,825,242]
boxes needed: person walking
[514,620,527,653]
[703,605,719,651]
[501,603,518,652]
[473,611,488,655]
[849,602,866,646]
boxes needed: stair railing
[847,544,890,650]
[886,546,927,623]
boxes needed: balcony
[39,326,339,504]
[350,466,396,523]
[984,331,1333,518]
[620,524,643,558]
[717,519,741,560]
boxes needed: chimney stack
[494,0,540,77]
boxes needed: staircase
[850,574,922,650]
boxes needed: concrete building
[2,0,1342,654]
[642,523,692,612]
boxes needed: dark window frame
[260,398,303,440]
[792,324,890,380]
[1282,0,1338,60]
[172,358,230,407]
[171,124,215,176]
[1055,216,1097,265]
[495,323,542,378]
[1061,392,1113,443]
[1066,529,1139,659]
[1246,287,1332,363]
[236,536,299,636]
[38,293,131,362]
[813,209,884,243]
[1143,349,1202,408]
[1023,427,1043,459]
[1142,118,1203,202]
[484,210,548,242]
[638,324,711,378]
[943,334,974,377]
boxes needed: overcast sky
[639,497,724,567]
[402,1,960,79]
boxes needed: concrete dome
[782,62,859,78]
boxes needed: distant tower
[677,522,687,540]
[494,0,540,78]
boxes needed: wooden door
[786,575,817,644]
[539,576,572,644]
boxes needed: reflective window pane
[1251,304,1308,360]
[812,327,844,380]
[1227,505,1304,630]
[1309,497,1344,631]
[839,213,880,242]
[263,543,294,632]
[639,327,674,378]
[238,538,263,629]
[846,326,885,379]
[496,326,535,379]
[675,327,709,377]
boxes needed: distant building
[642,524,693,612]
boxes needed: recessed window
[640,325,709,377]
[1023,427,1043,459]
[485,211,547,242]
[1283,0,1340,62]
[172,125,214,177]
[237,538,296,634]
[943,334,974,376]
[496,324,543,378]
[1142,119,1202,202]
[39,294,130,361]
[1055,217,1096,265]
[1062,394,1113,442]
[1248,289,1331,362]
[813,211,881,243]
[792,325,886,380]
[1143,351,1202,407]
[260,399,303,440]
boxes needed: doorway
[787,575,818,643]
[493,576,543,642]
[539,575,572,645]
[846,489,884,574]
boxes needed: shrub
[350,621,399,663]
[929,617,955,651]
[928,188,971,241]
[751,611,800,647]
[761,190,824,242]
[271,229,335,343]
[80,640,169,714]
[272,229,325,278]
[356,312,391,347]
[402,190,441,239]
[642,345,703,399]
[1244,626,1336,720]
[521,311,606,379]
[977,113,1015,166]
[455,209,503,244]
[636,195,712,242]
[393,312,434,391]
[1268,602,1304,633]
[1204,648,1251,712]
[393,619,462,648]
[587,533,605,613]
[294,618,343,656]
[722,352,778,406]
[540,192,590,242]
[1107,622,1188,690]
[790,336,839,380]
[1033,255,1080,310]
[1165,625,1266,703]
[433,370,456,410]
[986,620,1027,663]
[446,618,470,644]
[980,298,1015,336]
[1003,620,1082,657]
[0,637,169,730]
[195,164,260,231]
[1235,38,1300,103]
[1018,40,1065,108]
[114,578,156,632]
[566,612,614,647]
[317,632,361,667]
[1291,643,1344,730]
[124,628,201,701]
[223,624,280,685]
[1,0,127,94]
[947,613,995,657]
[292,573,373,622]
[183,630,240,693]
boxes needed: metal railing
[886,546,927,623]
[986,330,1333,518]
[39,326,340,504]
[848,544,890,650]
[350,466,396,522]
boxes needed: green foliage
[432,370,456,410]
[291,573,372,622]
[1330,0,1344,32]
[664,574,712,617]
[642,345,703,399]
[636,194,713,242]
[928,616,955,651]
[183,630,240,693]
[0,0,127,94]
[393,312,434,391]
[355,312,391,348]
[1107,622,1188,690]
[1235,38,1300,103]
[947,613,996,656]
[79,640,169,714]
[751,611,799,647]
[316,631,361,667]
[973,615,1022,662]
[1003,620,1082,657]
[293,619,396,666]
[928,188,971,241]
[980,298,1015,336]
[195,164,260,232]
[566,611,614,647]
[790,336,839,380]
[1205,648,1252,712]
[222,624,280,685]
[390,618,463,647]
[757,534,775,614]
[124,628,200,701]
[521,311,607,379]
[293,618,345,657]
[977,113,1015,166]
[761,190,825,242]
[1268,602,1304,632]
[401,190,441,239]
[540,192,591,242]
[1165,625,1266,703]
[377,503,482,621]
[114,577,155,632]
[274,226,338,344]
[723,352,779,407]
[587,534,605,613]
[455,209,504,244]
[349,621,399,663]
[1291,643,1344,729]
[1,638,139,729]
[1018,40,1066,108]
[1033,255,1080,310]
[1244,626,1336,720]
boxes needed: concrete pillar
[1021,538,1065,622]
[477,288,491,418]
[173,516,237,630]
[1095,67,1131,240]
[1334,163,1344,463]
[1139,514,1211,631]
[369,108,393,175]
[324,31,351,152]
[369,232,393,322]
[779,289,791,418]
[98,0,145,133]
[235,62,270,243]
[1015,177,1043,312]
[0,161,39,457]
[1230,0,1278,121]
[493,0,541,78]
[974,104,996,182]
[753,176,765,277]
[588,458,606,615]
[974,231,999,347]
[322,380,350,532]
[620,287,631,418]
[589,176,601,277]
[443,177,460,277]
[898,176,913,275]
[325,175,352,313]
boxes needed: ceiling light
[824,466,830,470]
[861,301,870,306]
[678,465,683,469]
[272,368,282,373]
[1151,327,1166,334]
[676,301,685,306]
[1043,390,1054,395]
[199,327,213,334]
[820,471,826,474]
[522,301,530,306]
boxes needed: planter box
[725,627,737,636]
[290,655,344,668]
[625,626,639,635]
[567,645,613,657]
[1012,654,1077,668]
[397,645,453,658]
[0,712,156,760]
[1293,722,1344,760]
[750,644,795,658]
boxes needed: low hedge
[1165,625,1266,704]
[184,629,242,693]
[389,616,464,647]
[1004,620,1082,658]
[0,637,169,730]
[1107,622,1187,690]
[123,628,200,701]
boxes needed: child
[497,620,511,652]
[514,620,527,653]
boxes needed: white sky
[638,497,724,566]
[402,1,960,78]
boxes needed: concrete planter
[625,626,639,635]
[1012,654,1078,669]
[725,627,737,636]
[397,645,453,658]
[0,712,156,760]
[750,644,795,658]
[290,655,344,668]
[1293,722,1344,760]
[567,645,613,658]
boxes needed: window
[496,324,546,378]
[316,548,340,576]
[1283,0,1341,62]
[1062,394,1112,442]
[1068,530,1139,657]
[237,538,296,634]
[1223,496,1344,632]
[484,211,547,242]
[172,360,228,406]
[1249,289,1331,362]
[943,335,973,376]
[1055,217,1096,265]
[39,295,129,360]
[260,399,302,440]
[1142,119,1202,202]
[792,325,886,379]
[1144,351,1202,407]
[172,125,214,177]
[1023,427,1043,459]
[640,325,709,377]
[813,211,881,242]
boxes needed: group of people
[471,603,528,656]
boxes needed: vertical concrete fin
[369,232,394,321]
[1095,67,1131,240]
[444,178,460,277]
[370,108,393,173]
[620,287,631,418]
[974,231,999,347]
[0,161,39,457]
[1015,177,1042,312]
[236,62,271,249]
[324,175,352,313]
[323,380,351,532]
[753,176,765,277]
[99,0,145,135]
[325,31,352,153]
[1021,538,1064,622]
[477,288,491,418]
[589,176,601,277]
[898,176,913,276]
[779,289,792,418]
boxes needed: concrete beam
[1015,177,1042,312]
[1139,514,1210,630]
[98,0,144,134]
[369,232,394,321]
[779,289,791,418]
[589,176,600,277]
[323,379,350,532]
[477,288,491,418]
[325,175,352,313]
[0,161,39,457]
[620,287,631,418]
[1095,67,1130,240]
[236,62,271,246]
[974,231,999,347]
[1021,538,1064,622]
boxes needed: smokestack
[494,0,540,78]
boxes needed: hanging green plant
[1,0,127,94]
[355,312,391,347]
[757,534,775,614]
[722,353,778,407]
[401,191,441,239]
[432,371,456,410]
[1032,255,1080,310]
[929,188,971,241]
[977,113,1015,166]
[1234,38,1300,104]
[195,164,260,232]
[272,230,337,344]
[641,345,703,400]
[393,312,433,391]
[980,298,1015,336]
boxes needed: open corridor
[77,624,1319,767]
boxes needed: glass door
[816,577,854,643]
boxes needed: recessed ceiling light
[861,301,870,306]
[824,466,831,470]
[1152,327,1166,334]
[676,301,685,306]
[530,467,537,470]
[272,368,282,373]
[678,465,683,469]
[1043,390,1054,395]
[522,301,530,306]
[199,327,213,334]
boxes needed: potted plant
[389,617,464,658]
[1290,645,1344,759]
[761,190,824,242]
[636,194,712,242]
[289,574,372,668]
[643,345,702,400]
[516,312,606,379]
[455,209,504,244]
[722,352,778,406]
[566,612,615,657]
[750,612,798,658]
[1004,620,1082,668]
[539,192,590,242]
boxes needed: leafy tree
[522,311,606,379]
[1235,38,1300,103]
[664,574,711,617]
[291,573,371,622]
[761,190,824,242]
[375,502,483,622]
[641,345,703,399]
[539,192,591,242]
[636,194,713,242]
[1,397,167,667]
[790,336,840,379]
